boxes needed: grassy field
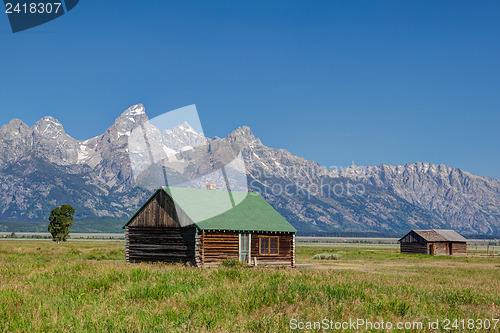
[0,240,499,332]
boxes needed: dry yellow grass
[0,240,498,332]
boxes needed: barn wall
[126,226,196,264]
[401,241,468,256]
[451,242,467,256]
[432,242,450,256]
[251,232,294,266]
[400,231,426,244]
[400,242,428,254]
[432,242,468,256]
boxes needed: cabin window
[259,236,279,255]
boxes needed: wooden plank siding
[127,189,192,228]
[400,232,427,245]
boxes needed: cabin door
[429,244,435,255]
[239,233,251,264]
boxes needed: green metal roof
[125,187,296,233]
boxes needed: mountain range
[1,104,499,235]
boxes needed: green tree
[48,204,75,244]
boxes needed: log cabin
[399,229,467,256]
[124,187,297,267]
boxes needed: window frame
[259,236,279,256]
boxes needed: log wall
[202,231,239,265]
[430,242,468,256]
[200,231,295,267]
[251,232,294,266]
[194,229,202,267]
[125,189,297,266]
[401,241,467,256]
[431,242,450,256]
[400,242,428,254]
[126,226,196,264]
[451,242,467,256]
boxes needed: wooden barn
[399,229,467,256]
[124,187,297,267]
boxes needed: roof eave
[196,227,296,233]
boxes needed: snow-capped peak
[161,121,206,152]
[177,121,199,134]
[32,116,66,138]
[38,116,62,126]
[123,104,145,116]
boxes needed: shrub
[221,258,249,267]
[312,253,341,260]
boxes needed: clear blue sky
[1,1,499,178]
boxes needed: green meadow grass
[0,240,498,332]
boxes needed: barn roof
[401,229,467,242]
[433,229,467,242]
[125,187,297,233]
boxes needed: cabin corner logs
[124,188,296,267]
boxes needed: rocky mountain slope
[0,104,499,235]
[215,128,500,235]
[336,163,500,235]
